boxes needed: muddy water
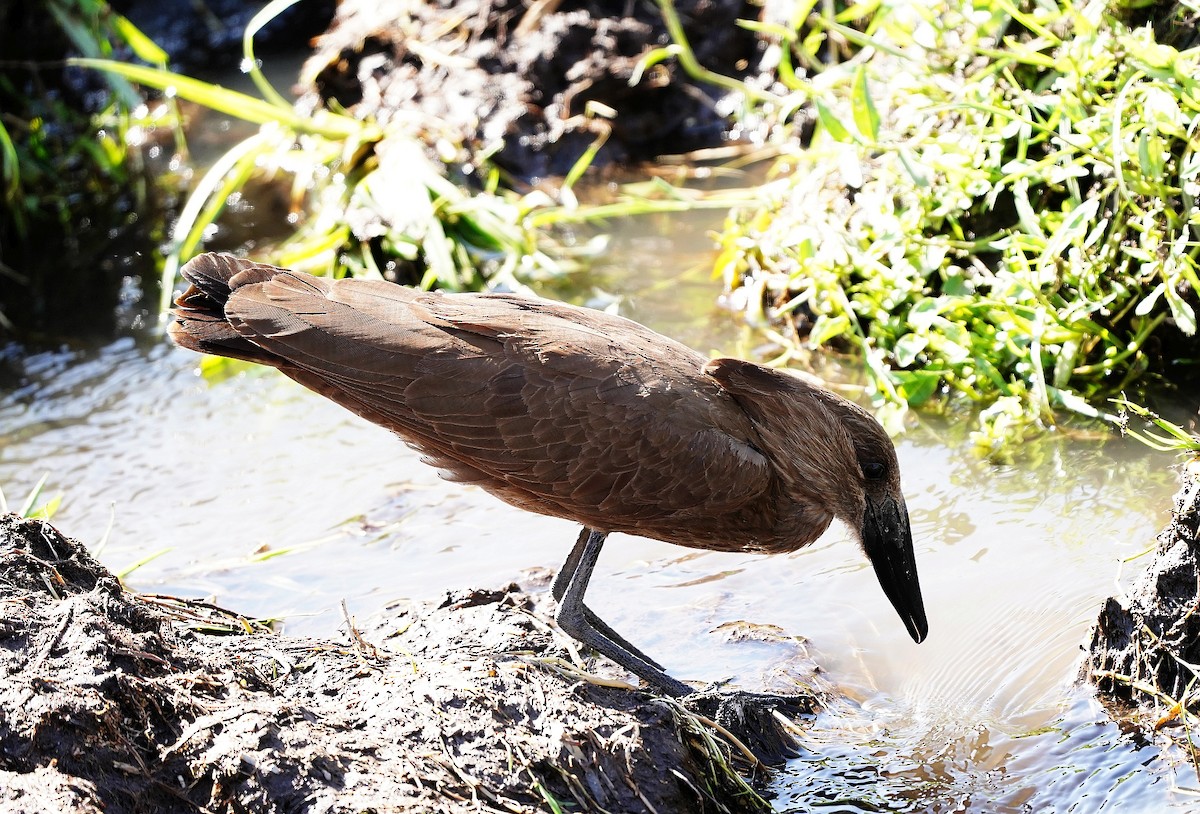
[0,220,1191,810]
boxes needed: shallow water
[1,226,1194,810]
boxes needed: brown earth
[300,0,783,182]
[1087,461,1200,724]
[0,513,822,813]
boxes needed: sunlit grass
[1115,397,1200,455]
[716,0,1200,455]
[0,473,62,520]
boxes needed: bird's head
[704,358,928,645]
[823,398,928,645]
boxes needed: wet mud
[302,0,777,181]
[1087,461,1200,722]
[0,513,816,813]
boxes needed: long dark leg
[552,528,665,671]
[554,527,691,698]
[550,527,591,599]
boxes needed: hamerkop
[171,252,928,698]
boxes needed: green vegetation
[76,0,778,337]
[716,0,1200,456]
[0,0,177,337]
[0,473,62,521]
[1116,397,1200,454]
[78,0,564,320]
[29,0,1199,456]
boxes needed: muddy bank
[301,0,779,181]
[0,513,822,813]
[1087,461,1200,721]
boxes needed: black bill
[862,495,928,643]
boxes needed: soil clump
[1087,461,1200,720]
[0,513,818,813]
[300,0,779,181]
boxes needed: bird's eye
[862,462,886,480]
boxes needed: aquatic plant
[1115,397,1200,455]
[716,0,1200,456]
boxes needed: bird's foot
[682,688,813,767]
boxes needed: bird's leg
[550,526,590,599]
[553,527,665,671]
[555,527,692,698]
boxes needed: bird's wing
[222,272,772,524]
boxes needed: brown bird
[170,252,927,698]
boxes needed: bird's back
[171,255,784,549]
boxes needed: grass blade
[242,0,302,109]
[17,473,49,519]
[68,58,368,140]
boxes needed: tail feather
[168,253,289,366]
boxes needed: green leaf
[30,493,63,521]
[18,473,49,518]
[1038,198,1099,274]
[115,547,173,580]
[1012,179,1045,240]
[50,7,141,108]
[896,146,929,188]
[907,298,942,330]
[69,58,370,140]
[929,333,971,364]
[941,272,969,296]
[810,313,850,344]
[0,119,20,202]
[893,332,928,367]
[1163,274,1197,335]
[894,370,941,406]
[1052,339,1079,389]
[851,64,881,141]
[1114,396,1200,451]
[814,98,852,143]
[113,14,168,65]
[242,0,302,109]
[1130,39,1178,72]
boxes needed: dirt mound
[301,0,776,181]
[0,514,817,813]
[1087,462,1200,718]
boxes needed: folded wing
[181,261,773,529]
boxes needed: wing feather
[221,272,773,526]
